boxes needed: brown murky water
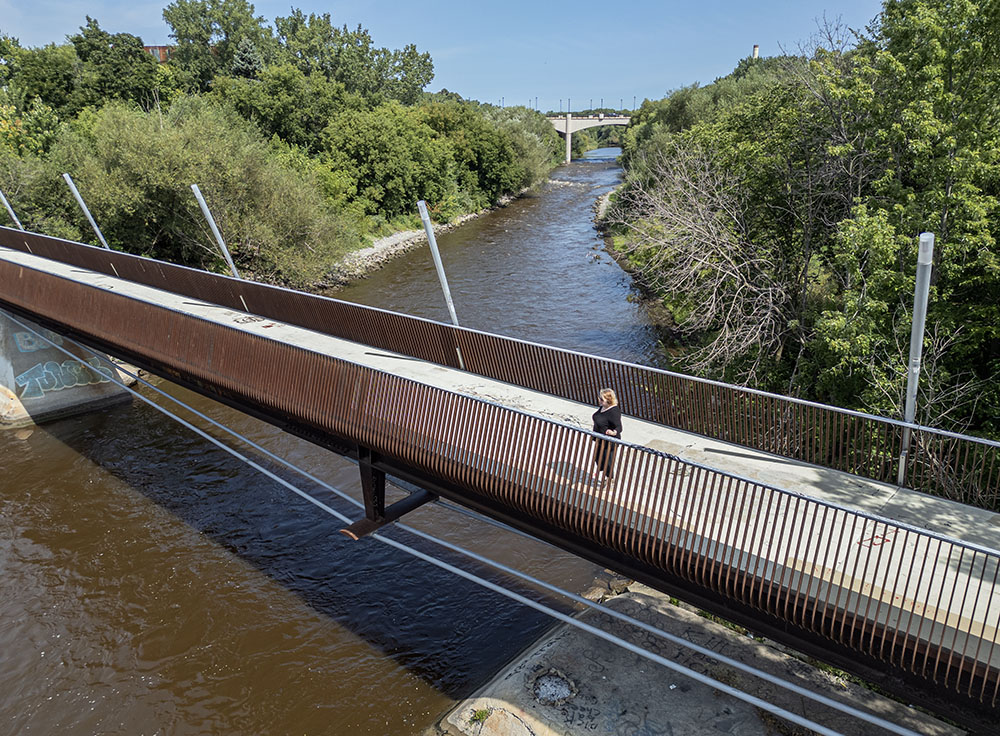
[0,148,667,734]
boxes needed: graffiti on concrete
[15,358,110,400]
[13,330,64,352]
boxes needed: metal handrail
[0,224,989,439]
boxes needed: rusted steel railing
[2,252,999,713]
[1,226,998,507]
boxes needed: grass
[469,708,491,724]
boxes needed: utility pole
[897,232,935,486]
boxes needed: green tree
[230,37,264,79]
[68,17,165,112]
[322,101,452,221]
[0,31,21,86]
[44,98,360,283]
[211,63,347,151]
[10,43,80,115]
[485,104,562,189]
[274,9,341,78]
[162,0,275,91]
[379,43,434,105]
[274,10,432,103]
[0,95,60,155]
[614,2,1000,435]
[811,0,1000,428]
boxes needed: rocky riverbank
[325,167,618,290]
[592,189,614,223]
[326,192,526,289]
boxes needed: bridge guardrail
[1,250,999,717]
[1,225,998,509]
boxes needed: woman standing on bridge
[592,388,622,485]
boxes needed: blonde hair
[600,388,618,406]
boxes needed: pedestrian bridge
[547,113,631,162]
[1,225,999,727]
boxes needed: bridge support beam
[565,112,572,163]
[358,445,386,522]
[340,445,437,539]
[0,309,131,429]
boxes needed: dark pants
[594,439,616,479]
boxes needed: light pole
[897,232,935,486]
[633,95,636,110]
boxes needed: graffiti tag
[15,358,110,400]
[14,330,64,352]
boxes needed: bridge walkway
[2,241,999,720]
[289,292,1000,675]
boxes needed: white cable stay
[7,313,928,736]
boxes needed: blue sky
[0,0,886,111]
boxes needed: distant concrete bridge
[548,113,631,163]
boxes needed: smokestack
[752,44,759,59]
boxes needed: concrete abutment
[1,309,132,428]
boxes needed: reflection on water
[0,148,665,734]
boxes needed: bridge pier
[565,112,572,163]
[0,309,131,428]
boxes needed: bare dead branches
[609,144,791,383]
[867,320,986,432]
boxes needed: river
[336,148,665,366]
[0,148,669,734]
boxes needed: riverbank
[326,191,528,289]
[593,188,615,222]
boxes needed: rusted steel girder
[340,446,436,539]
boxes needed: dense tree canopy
[162,0,275,91]
[612,0,1000,437]
[0,5,561,286]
